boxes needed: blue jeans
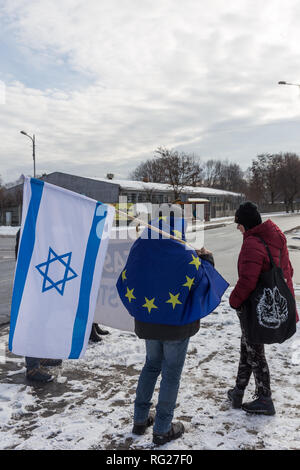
[134,338,190,434]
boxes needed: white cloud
[1,0,300,182]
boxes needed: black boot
[26,368,54,383]
[132,413,155,435]
[89,324,102,343]
[227,386,244,409]
[153,422,185,446]
[95,324,110,335]
[242,395,275,416]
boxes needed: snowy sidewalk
[0,226,20,237]
[286,228,300,250]
[0,287,299,451]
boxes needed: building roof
[90,176,242,197]
[2,172,243,199]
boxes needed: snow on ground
[0,226,20,236]
[0,287,299,451]
[261,212,300,218]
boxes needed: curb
[288,245,300,251]
[284,225,300,235]
[204,223,227,230]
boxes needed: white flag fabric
[9,177,115,359]
[94,230,136,332]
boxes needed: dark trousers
[236,318,271,397]
[25,357,41,371]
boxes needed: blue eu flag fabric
[116,217,229,326]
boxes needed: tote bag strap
[256,236,277,268]
[279,249,281,267]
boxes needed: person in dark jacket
[117,214,228,446]
[228,202,297,415]
[16,228,109,381]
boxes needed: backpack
[240,237,297,344]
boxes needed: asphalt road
[0,237,15,325]
[0,213,299,325]
[203,213,300,285]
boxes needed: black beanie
[235,201,262,231]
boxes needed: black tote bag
[240,237,297,344]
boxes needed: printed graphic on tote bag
[257,287,289,329]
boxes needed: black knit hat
[235,201,262,231]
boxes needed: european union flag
[116,217,229,326]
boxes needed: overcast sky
[1,0,300,184]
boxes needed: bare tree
[248,152,300,211]
[129,159,163,183]
[278,152,300,212]
[249,154,282,204]
[153,147,203,199]
[202,159,246,193]
[130,147,203,200]
[202,160,222,188]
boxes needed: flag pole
[113,207,196,249]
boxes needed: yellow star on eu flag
[166,292,182,309]
[183,275,195,291]
[121,269,127,282]
[125,287,136,303]
[143,297,158,314]
[189,254,201,270]
[172,229,182,239]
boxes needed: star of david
[36,247,78,296]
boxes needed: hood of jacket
[243,219,286,250]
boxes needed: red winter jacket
[229,219,298,321]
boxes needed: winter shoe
[40,359,62,367]
[227,386,244,409]
[95,325,110,335]
[153,422,185,446]
[132,413,155,435]
[89,324,103,342]
[26,368,54,383]
[242,395,275,416]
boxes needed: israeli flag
[9,178,115,359]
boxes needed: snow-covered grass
[0,287,299,451]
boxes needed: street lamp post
[20,131,36,178]
[278,80,300,88]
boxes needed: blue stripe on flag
[68,202,107,359]
[9,179,44,351]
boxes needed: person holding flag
[15,228,61,383]
[9,178,115,376]
[117,215,229,446]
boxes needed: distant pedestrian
[228,202,298,415]
[15,229,62,383]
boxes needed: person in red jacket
[228,202,297,416]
